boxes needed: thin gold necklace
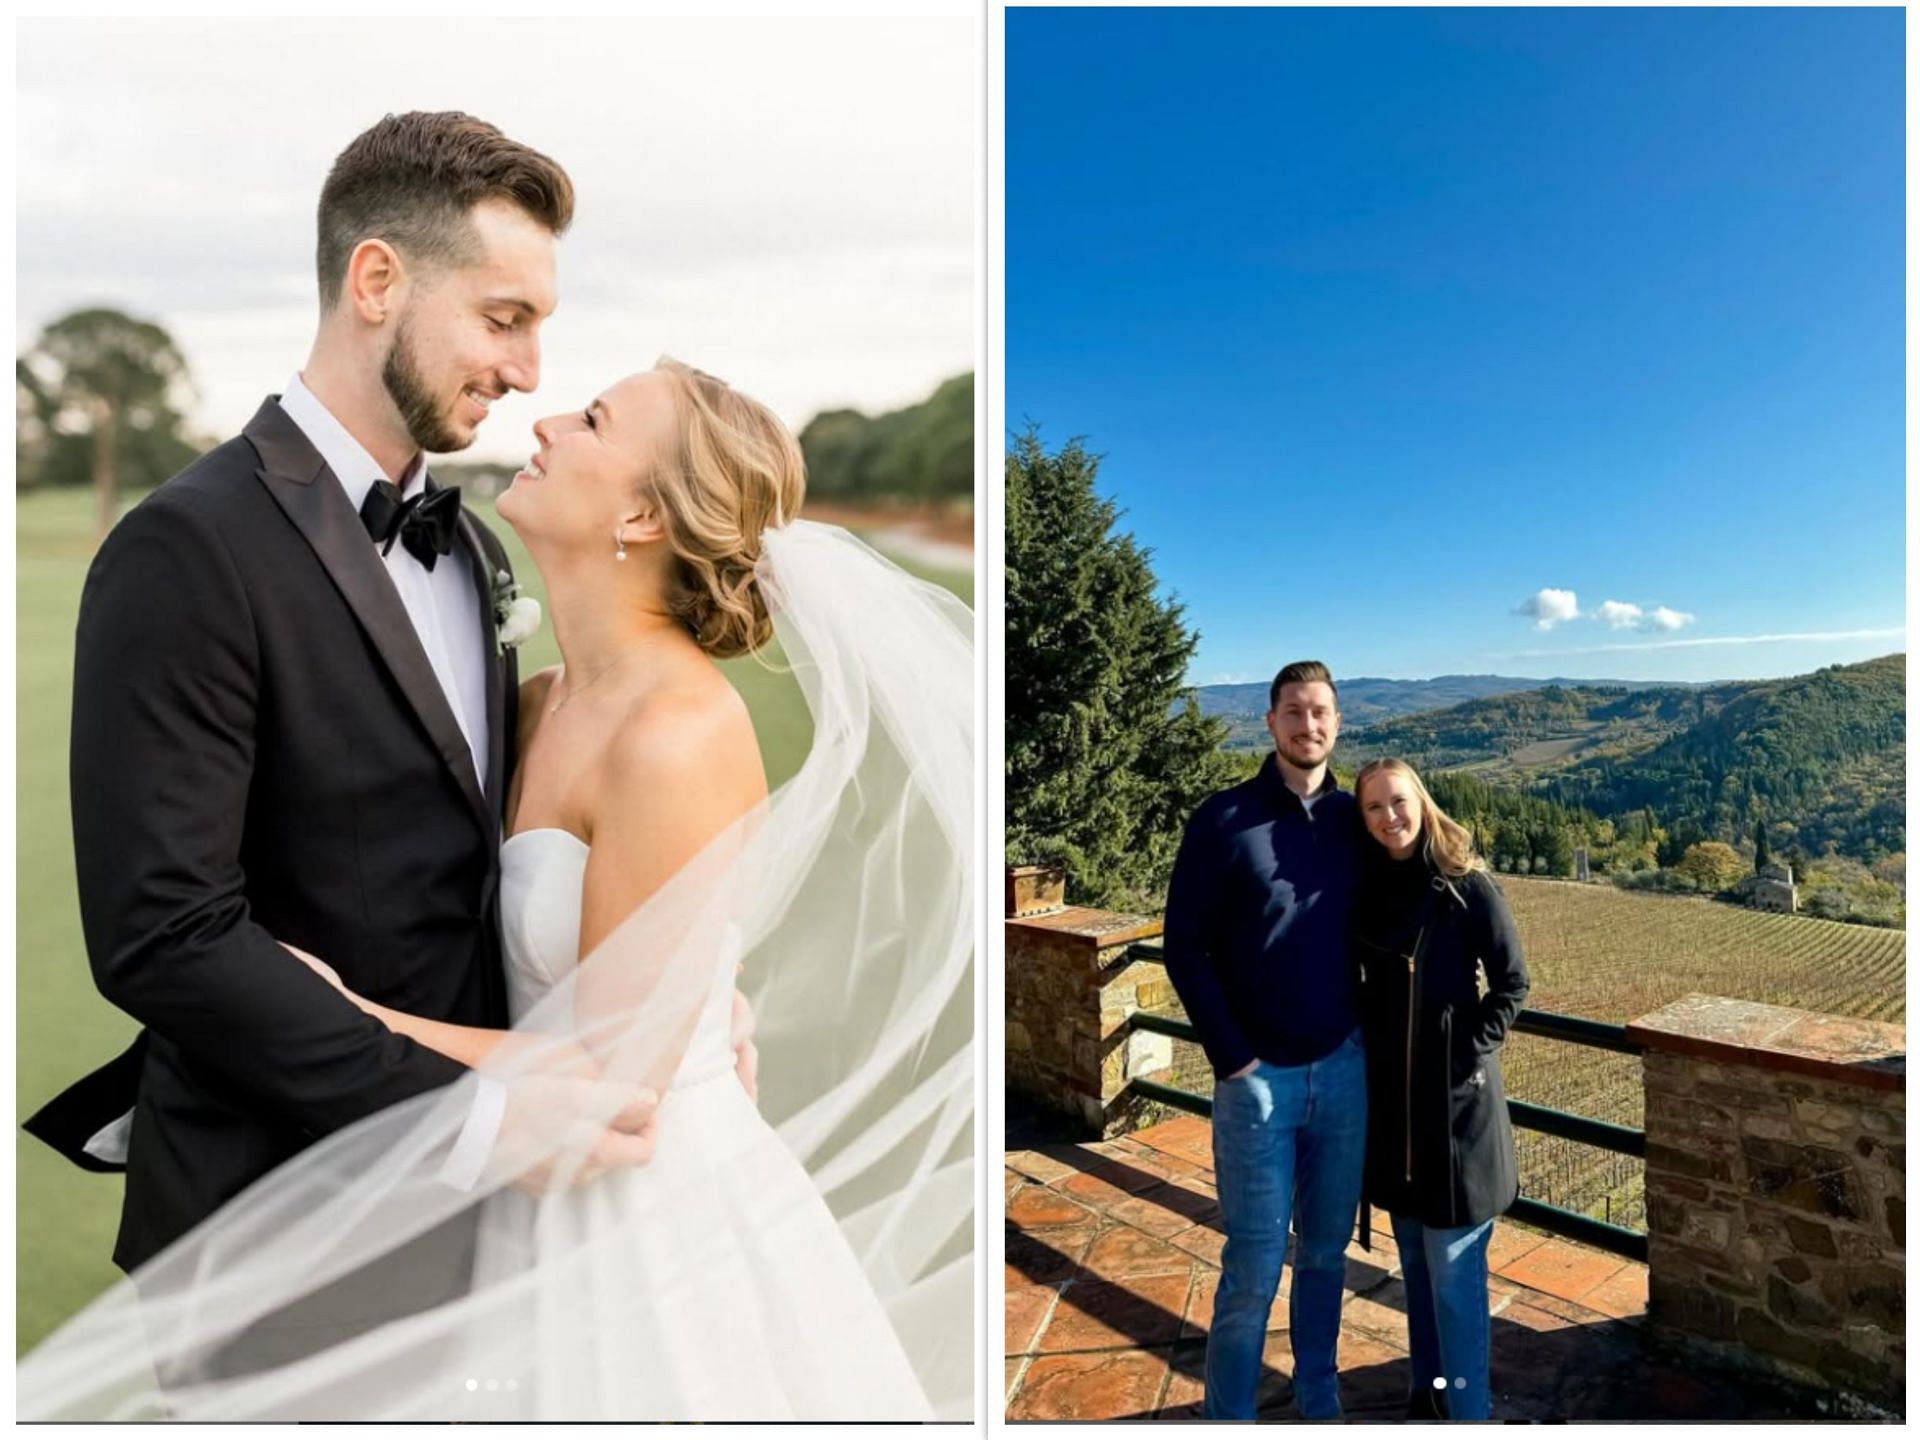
[549,649,644,714]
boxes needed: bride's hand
[278,940,369,1011]
[730,984,758,1105]
[497,1071,661,1195]
[477,1034,663,1194]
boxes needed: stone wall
[1005,905,1165,1136]
[1629,995,1905,1415]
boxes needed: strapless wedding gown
[461,828,932,1421]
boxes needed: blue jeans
[1390,1212,1495,1421]
[1203,1030,1367,1421]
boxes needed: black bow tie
[360,480,462,572]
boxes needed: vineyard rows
[1144,877,1905,1235]
[1495,877,1905,1230]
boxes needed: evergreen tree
[1754,817,1771,873]
[1541,825,1575,878]
[1781,841,1810,883]
[1005,428,1238,909]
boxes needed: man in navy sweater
[1163,660,1367,1420]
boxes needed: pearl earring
[615,532,628,562]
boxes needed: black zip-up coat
[1351,853,1529,1228]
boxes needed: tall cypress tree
[1006,427,1238,910]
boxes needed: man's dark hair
[316,111,574,309]
[1269,659,1337,712]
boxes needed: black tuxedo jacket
[29,397,519,1273]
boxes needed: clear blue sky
[1008,7,1905,685]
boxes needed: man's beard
[1276,736,1331,771]
[381,316,468,455]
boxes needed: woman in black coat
[1350,759,1529,1422]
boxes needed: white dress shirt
[279,374,503,1190]
[278,374,491,791]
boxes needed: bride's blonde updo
[645,357,807,659]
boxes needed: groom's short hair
[317,111,575,310]
[1269,660,1336,711]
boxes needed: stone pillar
[1627,995,1904,1415]
[1005,904,1166,1137]
[1006,863,1067,920]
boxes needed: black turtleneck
[1354,844,1438,954]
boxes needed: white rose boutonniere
[492,569,542,654]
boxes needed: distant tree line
[798,372,972,506]
[1425,774,1615,877]
[20,306,975,540]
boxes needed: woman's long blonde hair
[645,357,807,659]
[1353,757,1486,880]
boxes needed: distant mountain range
[1199,657,1906,863]
[1197,673,1697,742]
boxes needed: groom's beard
[1276,736,1332,771]
[382,316,467,456]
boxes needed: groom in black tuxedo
[29,112,655,1310]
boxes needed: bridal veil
[17,520,975,1421]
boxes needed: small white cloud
[1517,588,1580,630]
[1596,599,1696,633]
[1596,600,1644,630]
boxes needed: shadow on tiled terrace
[1005,1106,1815,1423]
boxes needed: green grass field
[15,483,971,1354]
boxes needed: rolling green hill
[1332,681,1744,776]
[1199,672,1692,747]
[1210,656,1906,868]
[1549,655,1905,861]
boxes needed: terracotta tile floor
[1005,1114,1809,1422]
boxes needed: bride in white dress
[17,360,973,1422]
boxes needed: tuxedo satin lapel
[454,506,510,830]
[244,398,494,842]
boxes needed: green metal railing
[1121,955,1648,1262]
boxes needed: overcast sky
[17,16,974,463]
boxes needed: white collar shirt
[278,373,491,794]
[273,374,505,1192]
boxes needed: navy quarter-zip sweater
[1161,755,1362,1078]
